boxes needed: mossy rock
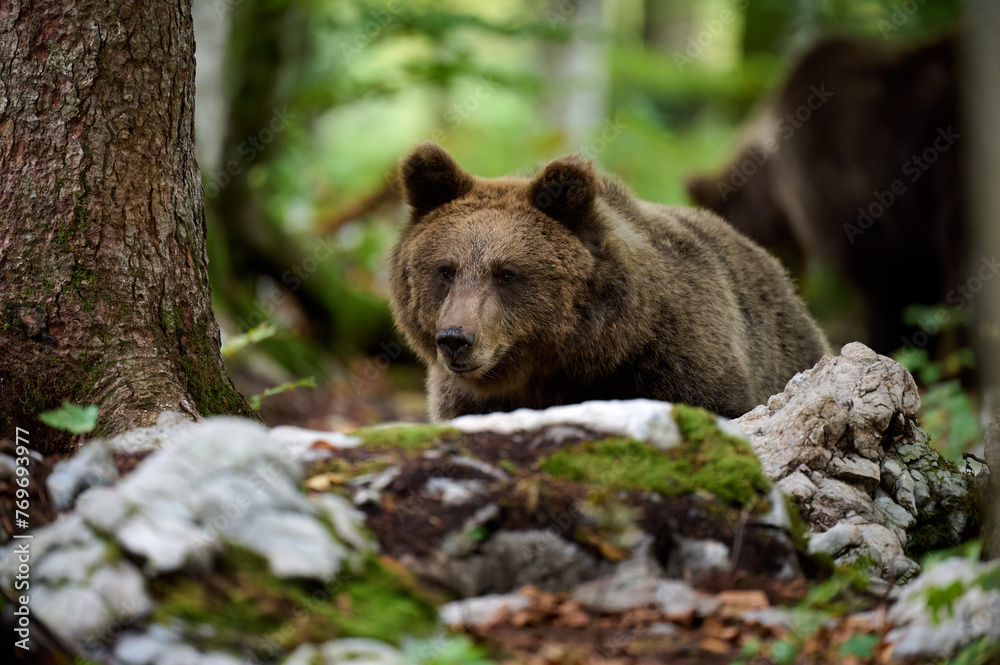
[150,546,438,652]
[540,404,771,509]
[306,403,806,598]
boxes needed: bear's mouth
[447,363,481,375]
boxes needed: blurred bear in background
[687,33,962,356]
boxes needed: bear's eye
[498,270,516,284]
[439,266,454,283]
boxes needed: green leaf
[221,323,279,358]
[924,579,967,623]
[839,633,879,658]
[249,377,317,410]
[940,638,1000,665]
[38,401,98,434]
[771,640,798,665]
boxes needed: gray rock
[267,425,363,459]
[115,631,171,665]
[32,586,110,642]
[734,343,975,583]
[887,558,1000,663]
[312,493,374,553]
[910,470,931,509]
[21,513,93,561]
[190,471,312,529]
[648,622,678,635]
[874,490,915,531]
[46,439,119,511]
[432,529,607,597]
[828,455,880,489]
[34,539,107,584]
[440,504,501,559]
[232,511,346,580]
[196,654,244,665]
[571,567,719,618]
[655,580,722,618]
[422,477,488,506]
[116,512,217,574]
[91,562,153,619]
[666,539,730,586]
[451,399,683,451]
[808,523,863,558]
[156,644,203,665]
[76,485,131,533]
[740,607,795,630]
[0,453,17,483]
[107,410,198,455]
[351,466,401,507]
[439,591,533,627]
[894,469,918,516]
[777,471,817,502]
[881,458,905,492]
[810,477,873,527]
[281,643,320,665]
[319,638,402,665]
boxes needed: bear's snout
[436,327,476,364]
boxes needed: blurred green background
[194,0,972,454]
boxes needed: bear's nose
[436,328,475,357]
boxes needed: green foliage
[839,632,879,659]
[540,404,771,508]
[894,346,980,460]
[941,639,1000,665]
[221,323,279,358]
[249,377,317,410]
[925,579,967,623]
[352,424,463,450]
[152,546,438,650]
[402,636,496,665]
[38,401,98,434]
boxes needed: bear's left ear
[398,142,475,218]
[530,155,598,227]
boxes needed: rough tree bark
[965,0,1000,559]
[0,0,255,452]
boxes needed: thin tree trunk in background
[193,0,233,175]
[964,0,1000,558]
[207,0,389,359]
[0,0,255,452]
[542,0,608,151]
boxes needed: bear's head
[388,142,603,395]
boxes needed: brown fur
[687,34,962,353]
[389,143,830,420]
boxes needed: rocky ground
[1,343,998,664]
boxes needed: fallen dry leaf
[715,589,770,611]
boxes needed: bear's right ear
[397,142,474,217]
[530,155,598,228]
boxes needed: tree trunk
[0,0,255,452]
[964,0,1000,559]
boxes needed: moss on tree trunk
[0,0,255,452]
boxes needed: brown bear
[388,142,829,420]
[686,33,962,355]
